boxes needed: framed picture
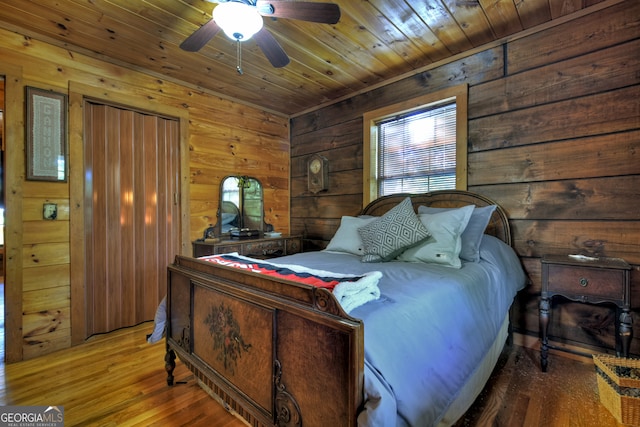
[26,86,67,181]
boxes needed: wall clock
[307,154,329,193]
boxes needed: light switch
[43,203,57,220]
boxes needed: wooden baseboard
[512,332,601,364]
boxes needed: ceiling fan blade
[254,28,290,68]
[257,1,341,24]
[180,19,221,52]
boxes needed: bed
[163,190,526,426]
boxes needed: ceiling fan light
[213,2,263,42]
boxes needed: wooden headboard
[360,190,511,246]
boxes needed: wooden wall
[290,1,640,355]
[0,28,290,361]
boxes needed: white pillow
[418,204,497,262]
[324,216,377,255]
[397,205,474,268]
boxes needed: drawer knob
[579,277,589,287]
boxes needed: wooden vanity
[192,235,303,259]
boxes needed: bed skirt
[437,314,510,426]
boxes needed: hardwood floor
[0,319,626,426]
[0,322,245,427]
[456,343,624,427]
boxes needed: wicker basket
[593,354,640,426]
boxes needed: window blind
[377,102,456,195]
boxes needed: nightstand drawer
[285,238,302,255]
[546,264,625,300]
[214,244,242,255]
[244,239,285,258]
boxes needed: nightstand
[539,254,632,372]
[192,235,302,259]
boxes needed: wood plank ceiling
[0,0,605,116]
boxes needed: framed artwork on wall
[25,86,67,182]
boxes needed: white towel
[332,270,382,313]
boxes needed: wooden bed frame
[164,190,511,427]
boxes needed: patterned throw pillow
[358,197,430,263]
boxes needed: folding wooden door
[83,101,180,336]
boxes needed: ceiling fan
[180,0,341,74]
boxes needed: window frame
[362,84,468,207]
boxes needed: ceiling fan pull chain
[236,40,243,75]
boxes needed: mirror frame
[213,175,271,238]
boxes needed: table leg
[165,348,176,386]
[539,297,550,372]
[619,310,633,358]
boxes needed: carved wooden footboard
[165,255,365,427]
[164,190,512,426]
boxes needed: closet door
[84,102,179,336]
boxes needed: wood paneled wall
[0,28,289,361]
[290,1,640,355]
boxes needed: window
[363,85,468,206]
[377,102,456,194]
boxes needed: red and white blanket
[200,253,382,314]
